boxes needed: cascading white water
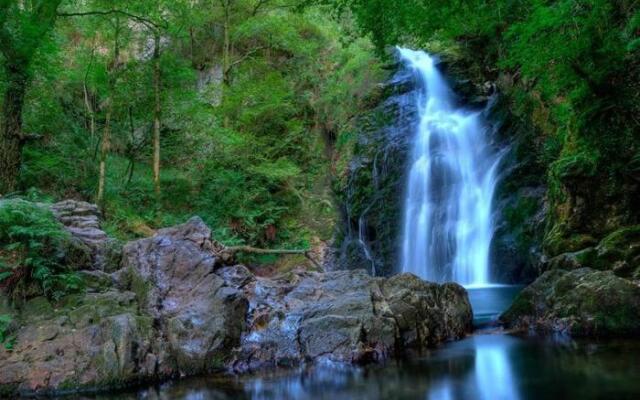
[399,48,502,287]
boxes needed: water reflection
[72,334,640,400]
[471,335,519,400]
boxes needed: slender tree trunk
[189,26,196,68]
[152,33,161,197]
[0,65,28,194]
[222,0,230,86]
[97,19,120,206]
[97,102,111,204]
[221,0,231,128]
[83,84,96,140]
[126,106,136,186]
[83,45,96,141]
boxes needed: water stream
[398,48,502,286]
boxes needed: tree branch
[57,9,166,31]
[225,46,266,74]
[226,245,321,269]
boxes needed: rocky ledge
[501,268,640,336]
[0,217,472,397]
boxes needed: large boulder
[0,292,157,396]
[229,268,472,371]
[120,217,247,374]
[501,268,640,336]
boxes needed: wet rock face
[501,268,640,336]
[0,217,472,396]
[334,65,416,277]
[121,217,247,374]
[0,292,156,396]
[229,269,472,372]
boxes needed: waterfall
[399,48,501,287]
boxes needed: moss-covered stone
[501,268,640,337]
[20,296,54,322]
[543,225,640,279]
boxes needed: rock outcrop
[120,217,247,374]
[501,268,640,336]
[230,268,471,371]
[50,200,120,272]
[0,216,473,397]
[545,225,640,280]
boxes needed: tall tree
[97,16,121,206]
[152,32,162,196]
[0,0,63,194]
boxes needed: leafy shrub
[0,314,14,350]
[0,199,82,300]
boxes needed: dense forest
[1,0,640,398]
[0,0,382,249]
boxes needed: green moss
[501,291,535,321]
[129,268,151,308]
[21,296,54,321]
[544,226,598,257]
[209,352,227,370]
[57,376,80,391]
[599,225,640,253]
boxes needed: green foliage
[1,1,383,261]
[0,199,82,300]
[0,314,14,350]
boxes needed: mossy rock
[20,296,54,322]
[101,238,124,273]
[596,226,640,265]
[546,247,598,271]
[60,236,93,271]
[547,225,640,277]
[77,270,114,292]
[502,268,640,337]
[543,227,598,257]
[66,291,137,328]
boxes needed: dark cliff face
[333,63,417,277]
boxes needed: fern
[0,314,13,350]
[0,199,82,300]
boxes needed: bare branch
[57,9,167,31]
[226,46,266,73]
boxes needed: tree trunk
[0,66,27,194]
[83,45,96,141]
[83,83,95,141]
[152,33,161,197]
[97,19,120,206]
[97,101,111,205]
[221,0,231,128]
